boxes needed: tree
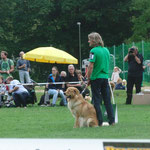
[128,0,150,42]
[0,1,15,53]
[0,0,134,82]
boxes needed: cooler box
[133,91,150,105]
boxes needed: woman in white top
[111,67,122,84]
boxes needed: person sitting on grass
[115,77,125,90]
[6,76,29,108]
[0,76,6,107]
[111,66,122,85]
[46,66,67,107]
[0,76,14,108]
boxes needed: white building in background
[82,58,89,75]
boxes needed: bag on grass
[101,80,118,123]
[38,94,51,105]
[101,104,118,123]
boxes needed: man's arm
[134,55,141,64]
[7,60,14,74]
[118,67,122,73]
[9,65,14,73]
[124,54,129,62]
[9,86,19,93]
[27,61,30,72]
[0,70,6,73]
[87,62,94,80]
[0,66,14,74]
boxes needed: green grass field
[0,86,150,139]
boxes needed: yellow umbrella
[23,47,78,64]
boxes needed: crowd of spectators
[0,51,90,108]
[0,44,145,108]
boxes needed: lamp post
[77,22,81,70]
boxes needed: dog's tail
[87,118,98,127]
[84,95,91,101]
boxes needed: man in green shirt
[87,32,114,126]
[0,51,14,80]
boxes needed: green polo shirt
[0,59,14,79]
[89,46,110,80]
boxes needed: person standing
[17,51,31,83]
[124,46,143,104]
[0,51,14,80]
[87,32,115,126]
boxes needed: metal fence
[108,41,150,82]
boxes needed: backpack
[0,59,12,69]
[38,94,51,105]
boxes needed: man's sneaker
[102,122,109,126]
[136,92,144,95]
[40,104,47,107]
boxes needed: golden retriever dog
[109,81,115,92]
[65,87,98,128]
[122,79,127,86]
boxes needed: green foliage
[0,0,138,82]
[129,0,150,42]
[0,0,15,52]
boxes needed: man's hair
[6,76,14,81]
[60,71,67,77]
[1,51,8,57]
[68,64,75,70]
[88,32,104,47]
[131,46,138,51]
[52,66,59,76]
[19,51,24,56]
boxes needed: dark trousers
[12,92,29,107]
[91,78,115,125]
[126,75,143,104]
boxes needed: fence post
[142,40,144,58]
[122,43,125,79]
[142,40,145,81]
[132,42,135,46]
[113,45,116,66]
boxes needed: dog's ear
[74,88,80,95]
